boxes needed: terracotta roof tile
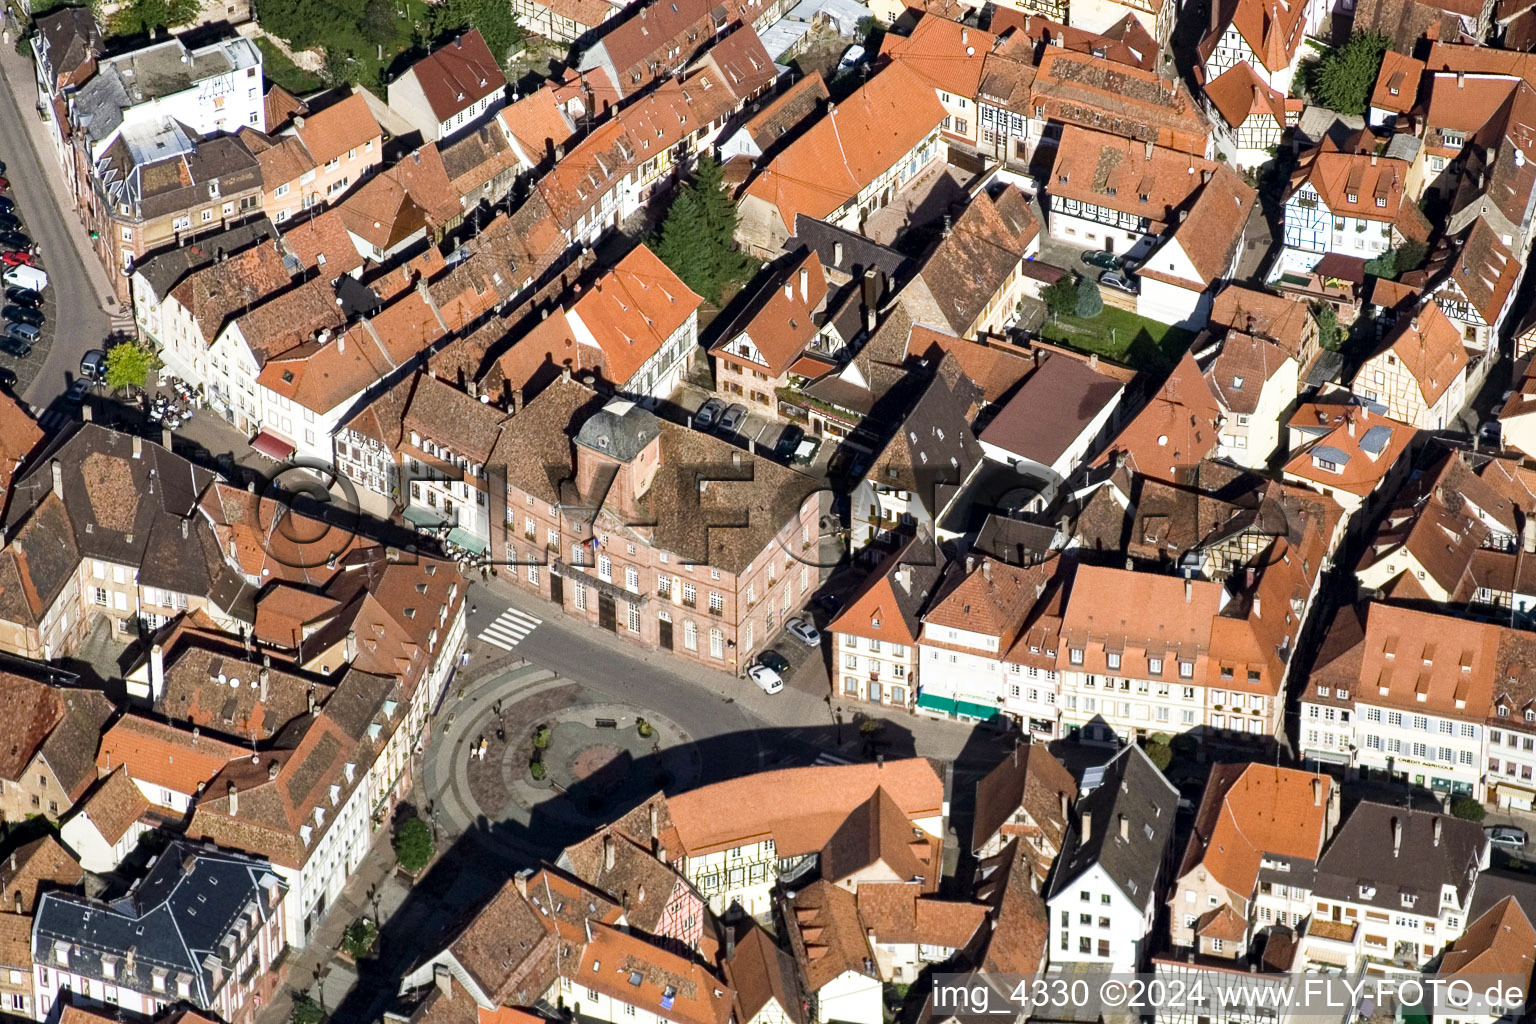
[0,836,82,913]
[710,251,828,376]
[737,72,830,155]
[403,30,507,122]
[1438,897,1536,981]
[881,14,996,99]
[0,674,64,782]
[971,742,1076,854]
[279,207,365,277]
[498,87,577,167]
[744,63,947,233]
[296,93,382,167]
[264,84,308,133]
[1097,350,1223,482]
[1204,332,1294,415]
[73,765,151,843]
[98,714,246,804]
[569,243,702,385]
[726,921,808,1024]
[783,880,876,992]
[169,243,296,343]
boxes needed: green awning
[955,699,1001,721]
[445,527,487,555]
[403,505,447,528]
[917,692,956,715]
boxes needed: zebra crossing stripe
[477,608,542,651]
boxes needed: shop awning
[250,431,294,461]
[403,505,448,528]
[954,698,1001,721]
[445,527,487,555]
[916,692,956,715]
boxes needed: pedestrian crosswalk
[477,607,542,651]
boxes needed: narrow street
[0,17,122,409]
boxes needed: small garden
[340,917,377,961]
[1036,273,1195,373]
[391,815,434,874]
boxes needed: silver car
[785,617,821,647]
[717,404,747,434]
[1100,269,1139,294]
[694,397,723,430]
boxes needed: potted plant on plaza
[636,718,655,739]
[340,917,377,962]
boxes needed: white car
[786,617,821,647]
[748,664,784,694]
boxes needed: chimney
[81,403,91,422]
[307,685,316,715]
[514,869,530,897]
[1201,168,1211,184]
[1059,792,1068,820]
[799,267,809,303]
[228,781,238,815]
[1392,816,1402,857]
[981,560,991,582]
[346,630,357,662]
[268,760,279,781]
[162,426,173,451]
[1369,153,1378,166]
[434,964,453,998]
[1184,578,1193,603]
[259,664,269,703]
[1312,777,1321,806]
[1433,816,1442,846]
[784,280,794,301]
[604,834,616,871]
[1523,516,1536,554]
[833,240,844,266]
[725,929,736,961]
[50,461,62,499]
[149,644,166,701]
[649,801,660,844]
[1119,813,1128,841]
[132,434,142,459]
[1081,811,1092,843]
[11,893,18,914]
[512,388,524,413]
[1144,139,1154,161]
[1457,70,1465,88]
[877,754,884,769]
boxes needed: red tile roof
[296,92,383,167]
[98,714,247,804]
[1097,350,1222,483]
[404,30,508,122]
[744,62,947,233]
[569,243,701,385]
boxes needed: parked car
[1480,421,1502,445]
[0,236,32,257]
[1100,269,1139,294]
[785,617,821,647]
[0,197,15,214]
[65,378,91,402]
[1486,825,1528,850]
[0,177,9,191]
[694,397,724,430]
[1080,249,1120,270]
[775,425,804,458]
[2,305,42,327]
[812,591,841,615]
[2,324,35,355]
[758,650,791,675]
[80,348,107,381]
[717,403,747,434]
[0,214,21,233]
[5,286,40,308]
[838,44,866,69]
[0,367,18,388]
[748,663,784,694]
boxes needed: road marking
[477,607,542,650]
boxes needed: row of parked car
[694,397,807,460]
[0,162,44,362]
[1080,249,1139,295]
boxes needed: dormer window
[1499,705,1510,718]
[1232,376,1244,389]
[1375,197,1387,207]
[1346,192,1357,203]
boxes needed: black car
[0,368,17,388]
[775,425,805,458]
[758,650,791,675]
[0,214,22,234]
[0,334,32,358]
[0,197,15,214]
[4,287,39,308]
[2,305,42,327]
[0,231,30,251]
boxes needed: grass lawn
[255,39,324,95]
[1037,305,1196,373]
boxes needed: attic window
[1232,376,1244,389]
[1058,174,1069,184]
[1375,197,1386,208]
[628,971,644,986]
[1346,192,1357,203]
[1138,193,1149,203]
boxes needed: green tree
[362,0,399,45]
[392,815,433,872]
[1144,740,1173,772]
[291,996,326,1024]
[653,189,712,299]
[1395,238,1428,275]
[342,918,377,959]
[104,342,159,391]
[530,760,547,781]
[427,0,524,69]
[1075,275,1103,318]
[1042,273,1079,317]
[1450,796,1487,822]
[1363,248,1397,280]
[319,46,353,88]
[1312,301,1341,350]
[1302,32,1389,116]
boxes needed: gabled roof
[1143,163,1255,289]
[1289,133,1424,235]
[820,786,941,889]
[978,351,1126,462]
[828,535,942,646]
[0,835,82,914]
[1098,350,1222,483]
[881,14,996,98]
[400,30,507,122]
[906,186,1038,335]
[569,243,702,385]
[70,765,151,844]
[98,713,247,803]
[710,250,829,377]
[1358,301,1468,407]
[863,354,983,519]
[971,742,1077,854]
[973,838,1049,974]
[737,72,830,156]
[295,92,382,167]
[1047,745,1178,909]
[743,62,946,233]
[1203,331,1294,415]
[1283,400,1415,496]
[1051,125,1217,227]
[1175,763,1332,901]
[1371,50,1427,113]
[782,880,877,992]
[1205,60,1299,129]
[1199,0,1307,74]
[726,921,808,1024]
[1312,802,1485,912]
[1209,283,1316,363]
[1438,896,1536,982]
[1416,217,1521,325]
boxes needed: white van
[3,266,47,292]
